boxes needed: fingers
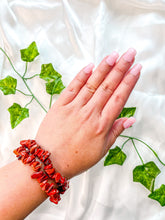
[101,63,142,124]
[72,51,119,106]
[57,48,140,120]
[57,63,94,105]
[86,48,136,112]
[104,117,136,153]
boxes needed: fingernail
[123,117,136,129]
[106,51,119,66]
[84,63,95,74]
[123,48,137,63]
[130,63,142,76]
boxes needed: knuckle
[95,124,105,135]
[114,93,125,106]
[114,65,124,75]
[101,82,114,95]
[76,75,84,84]
[79,107,93,123]
[123,76,132,89]
[95,117,108,135]
[67,86,76,93]
[86,82,96,94]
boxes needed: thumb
[105,117,136,153]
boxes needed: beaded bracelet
[13,139,69,204]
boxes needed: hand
[35,48,142,179]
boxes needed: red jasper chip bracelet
[13,139,69,204]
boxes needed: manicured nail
[84,63,95,74]
[130,63,142,76]
[123,117,136,129]
[106,51,119,66]
[123,48,137,62]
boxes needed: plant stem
[120,134,165,166]
[121,138,130,150]
[49,95,53,109]
[22,78,47,113]
[23,62,28,77]
[0,48,22,78]
[24,74,39,80]
[16,89,32,97]
[24,97,34,108]
[131,139,144,165]
[0,47,47,113]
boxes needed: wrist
[13,139,69,204]
[35,137,72,179]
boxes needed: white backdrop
[1,0,165,219]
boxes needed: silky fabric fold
[0,0,165,219]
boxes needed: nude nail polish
[106,51,119,66]
[123,48,137,63]
[123,117,136,129]
[84,63,94,74]
[130,64,142,76]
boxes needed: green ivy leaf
[40,63,61,81]
[8,103,29,129]
[20,41,39,62]
[0,76,17,95]
[104,146,127,166]
[118,107,136,119]
[148,184,165,206]
[133,161,161,192]
[46,78,65,95]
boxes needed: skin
[0,49,141,219]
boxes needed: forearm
[0,160,47,220]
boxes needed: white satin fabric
[1,0,165,219]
